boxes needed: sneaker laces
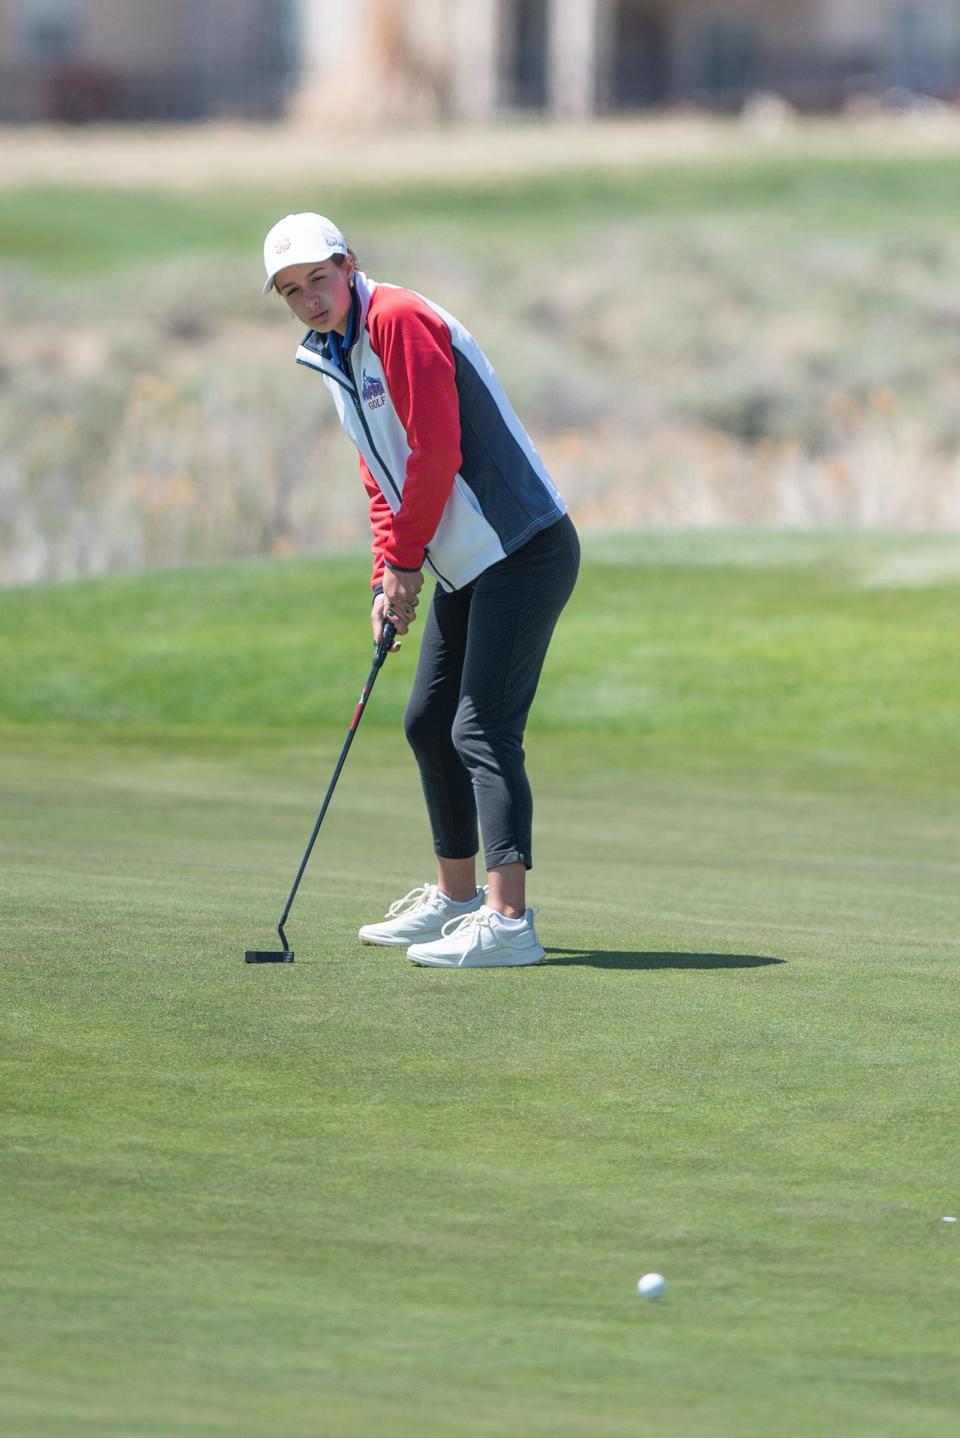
[439,907,498,966]
[385,883,441,919]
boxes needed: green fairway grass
[6,145,960,275]
[1,529,957,762]
[2,532,959,1436]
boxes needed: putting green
[2,532,958,1436]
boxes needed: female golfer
[262,212,579,968]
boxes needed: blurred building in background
[0,0,299,121]
[2,0,960,124]
[322,0,960,119]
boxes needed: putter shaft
[276,621,397,950]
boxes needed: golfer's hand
[381,567,423,632]
[382,566,422,618]
[371,593,404,651]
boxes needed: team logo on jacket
[362,370,386,409]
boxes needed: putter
[245,619,398,963]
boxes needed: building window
[888,1,960,93]
[611,2,670,108]
[20,0,80,61]
[255,0,300,77]
[506,0,549,110]
[696,16,757,95]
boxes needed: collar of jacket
[324,284,360,372]
[295,272,376,386]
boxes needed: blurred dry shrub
[0,259,369,584]
[366,0,447,122]
[297,0,446,126]
[3,221,960,586]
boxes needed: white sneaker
[407,905,545,968]
[358,883,484,948]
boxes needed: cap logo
[274,236,291,254]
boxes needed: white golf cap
[262,212,349,296]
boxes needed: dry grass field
[3,115,960,583]
[5,111,960,192]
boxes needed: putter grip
[375,619,397,668]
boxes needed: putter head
[245,950,295,964]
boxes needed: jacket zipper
[299,343,455,591]
[344,353,457,589]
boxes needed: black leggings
[403,514,580,871]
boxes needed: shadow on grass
[542,949,784,970]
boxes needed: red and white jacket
[295,272,566,593]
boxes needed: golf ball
[637,1272,667,1300]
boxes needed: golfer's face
[275,259,353,333]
